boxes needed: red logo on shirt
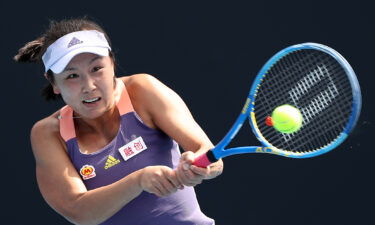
[123,146,135,157]
[119,136,148,161]
[80,165,96,180]
[133,140,144,151]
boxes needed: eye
[92,66,103,72]
[66,73,79,79]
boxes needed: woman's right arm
[31,116,181,225]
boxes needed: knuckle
[155,171,163,177]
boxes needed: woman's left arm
[123,74,223,186]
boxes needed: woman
[15,18,223,225]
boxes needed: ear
[51,83,61,94]
[44,73,61,94]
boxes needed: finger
[153,169,176,196]
[190,165,211,177]
[161,176,178,194]
[185,179,202,186]
[148,183,163,197]
[180,151,195,164]
[184,167,204,181]
[182,162,190,170]
[153,180,168,196]
[176,165,189,184]
[181,170,203,187]
[176,164,194,186]
[168,170,184,190]
[161,168,181,192]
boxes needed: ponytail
[13,36,45,63]
[14,36,62,101]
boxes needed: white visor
[42,30,111,74]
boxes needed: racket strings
[272,54,352,151]
[274,55,351,151]
[253,49,353,153]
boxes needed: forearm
[65,169,143,225]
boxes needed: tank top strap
[115,78,134,116]
[59,105,76,142]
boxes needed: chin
[84,109,107,119]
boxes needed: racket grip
[193,151,218,168]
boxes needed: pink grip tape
[193,153,211,168]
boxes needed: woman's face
[52,53,116,119]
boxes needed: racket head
[248,43,361,158]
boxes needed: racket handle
[193,150,218,168]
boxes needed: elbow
[64,214,98,225]
[58,204,100,225]
[42,192,108,225]
[60,209,86,225]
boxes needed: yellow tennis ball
[271,104,303,134]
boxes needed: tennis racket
[194,43,361,167]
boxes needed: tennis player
[15,18,223,225]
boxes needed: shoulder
[119,74,174,109]
[119,73,183,109]
[117,74,182,128]
[30,111,66,160]
[120,73,165,94]
[31,111,60,138]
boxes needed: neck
[75,106,120,136]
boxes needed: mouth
[82,97,101,104]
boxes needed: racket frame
[194,43,361,167]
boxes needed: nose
[82,75,97,93]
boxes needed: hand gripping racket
[194,43,361,167]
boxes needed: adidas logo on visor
[42,30,111,73]
[67,37,83,48]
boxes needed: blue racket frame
[211,43,361,159]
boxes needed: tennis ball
[271,104,303,134]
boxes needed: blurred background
[1,0,373,224]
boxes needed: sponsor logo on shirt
[104,155,121,169]
[118,136,148,161]
[80,165,96,180]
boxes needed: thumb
[180,151,195,170]
[180,151,195,162]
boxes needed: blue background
[1,0,373,224]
